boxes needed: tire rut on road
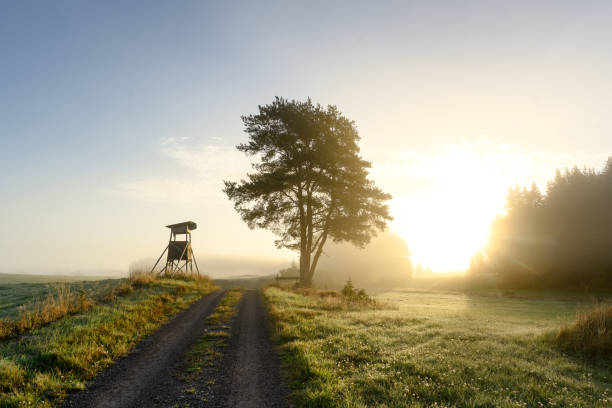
[206,289,291,408]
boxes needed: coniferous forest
[471,158,612,288]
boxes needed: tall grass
[127,269,156,288]
[557,302,612,359]
[162,269,211,282]
[0,285,94,340]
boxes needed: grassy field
[0,277,120,320]
[265,287,612,408]
[0,276,217,407]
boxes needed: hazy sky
[1,1,611,275]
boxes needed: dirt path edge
[61,290,225,408]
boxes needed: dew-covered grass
[265,287,612,407]
[0,278,119,320]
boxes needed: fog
[313,231,412,289]
[129,255,287,279]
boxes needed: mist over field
[127,255,288,279]
[314,231,412,289]
[196,256,289,278]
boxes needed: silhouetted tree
[473,157,612,289]
[224,97,392,287]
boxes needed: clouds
[110,138,251,203]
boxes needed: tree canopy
[224,97,392,287]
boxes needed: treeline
[471,157,612,289]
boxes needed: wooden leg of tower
[191,248,200,276]
[150,245,169,275]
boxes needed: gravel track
[60,289,290,408]
[206,290,290,408]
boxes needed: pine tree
[224,98,392,287]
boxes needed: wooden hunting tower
[150,221,200,276]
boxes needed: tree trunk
[299,213,312,287]
[301,184,314,287]
[308,230,328,285]
[299,247,311,287]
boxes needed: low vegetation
[0,285,95,340]
[265,287,612,407]
[0,274,217,407]
[0,279,118,320]
[184,289,243,375]
[269,279,383,311]
[556,302,612,360]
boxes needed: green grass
[184,289,243,375]
[265,287,612,408]
[0,278,217,407]
[0,279,120,320]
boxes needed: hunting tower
[150,221,200,276]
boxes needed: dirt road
[61,289,290,408]
[206,290,290,408]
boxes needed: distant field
[0,273,115,285]
[0,274,121,320]
[265,287,612,407]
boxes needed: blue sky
[1,1,612,274]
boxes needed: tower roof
[166,221,197,233]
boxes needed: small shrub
[341,278,356,297]
[556,302,612,359]
[341,278,375,305]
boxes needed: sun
[388,148,508,272]
[392,194,495,272]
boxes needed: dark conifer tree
[473,157,612,289]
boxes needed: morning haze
[1,1,611,277]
